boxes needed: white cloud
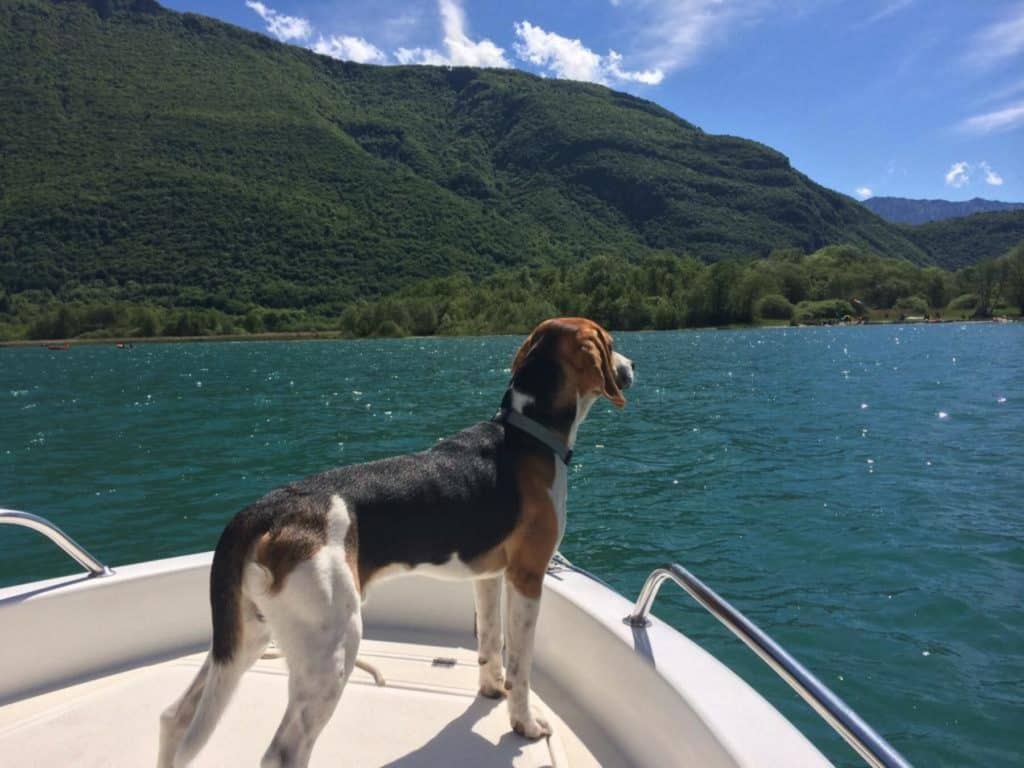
[979,161,1004,186]
[245,2,388,64]
[945,161,970,188]
[439,0,508,67]
[241,0,671,86]
[513,21,602,82]
[397,0,509,67]
[312,35,387,64]
[512,21,663,85]
[964,3,1024,70]
[854,187,873,200]
[606,51,664,85]
[394,46,447,65]
[244,1,312,42]
[942,161,1006,189]
[620,0,760,76]
[957,101,1024,134]
[862,0,914,26]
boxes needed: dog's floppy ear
[578,328,625,408]
[512,320,556,374]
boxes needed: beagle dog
[158,317,634,768]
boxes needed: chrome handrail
[625,563,912,768]
[0,509,113,578]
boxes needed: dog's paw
[478,662,506,698]
[512,716,552,740]
[478,681,507,699]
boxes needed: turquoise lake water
[2,324,1022,767]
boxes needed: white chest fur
[548,458,568,551]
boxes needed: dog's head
[511,318,634,414]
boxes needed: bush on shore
[755,293,794,321]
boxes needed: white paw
[512,715,552,740]
[478,661,506,698]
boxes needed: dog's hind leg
[258,549,362,768]
[159,598,270,768]
[474,575,506,698]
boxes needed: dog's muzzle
[614,353,635,390]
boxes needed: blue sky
[162,0,1024,202]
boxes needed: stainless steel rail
[624,563,912,768]
[0,509,113,578]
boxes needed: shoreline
[0,318,1014,349]
[0,330,351,349]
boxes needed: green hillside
[902,211,1024,270]
[2,0,1020,342]
[1,0,930,307]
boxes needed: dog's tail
[171,654,249,766]
[168,514,270,766]
[209,512,259,665]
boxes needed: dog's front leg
[504,571,551,739]
[475,575,506,698]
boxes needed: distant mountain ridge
[862,196,1024,225]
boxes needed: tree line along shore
[2,243,1021,343]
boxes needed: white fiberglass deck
[0,639,596,767]
[0,552,834,767]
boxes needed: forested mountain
[1,0,1020,340]
[900,211,1024,270]
[863,196,1024,226]
[3,0,926,304]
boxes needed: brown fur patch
[504,454,560,598]
[253,513,328,594]
[345,518,362,594]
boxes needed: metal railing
[625,563,912,768]
[0,509,113,578]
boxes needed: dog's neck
[501,351,602,452]
[499,387,593,451]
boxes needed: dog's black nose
[616,361,635,389]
